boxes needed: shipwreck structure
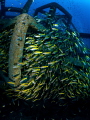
[0,1,90,102]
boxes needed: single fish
[34,51,42,54]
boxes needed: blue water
[2,0,90,47]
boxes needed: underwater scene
[0,0,90,120]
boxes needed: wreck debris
[8,13,45,87]
[34,2,72,25]
[22,0,34,13]
[0,0,33,18]
[0,2,90,103]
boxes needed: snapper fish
[53,24,59,27]
[34,35,41,38]
[33,51,42,54]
